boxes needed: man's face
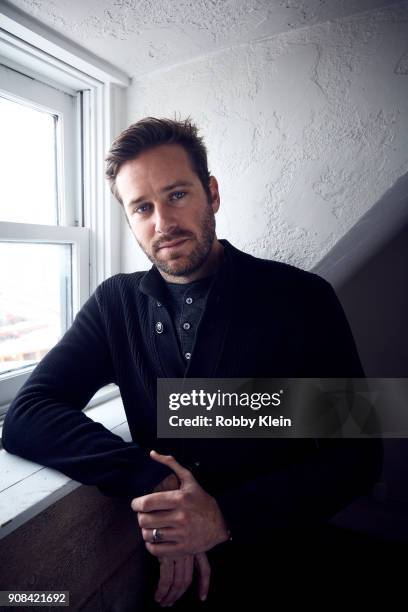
[115,144,220,279]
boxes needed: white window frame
[0,3,129,414]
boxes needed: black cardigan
[2,240,382,544]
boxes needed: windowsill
[0,395,130,540]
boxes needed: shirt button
[194,461,200,467]
[183,322,191,330]
[157,301,162,307]
[185,352,191,360]
[155,321,164,334]
[185,297,193,305]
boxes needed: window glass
[0,96,58,225]
[0,242,72,376]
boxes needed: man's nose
[154,204,178,234]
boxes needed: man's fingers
[184,554,194,592]
[131,490,178,513]
[159,555,194,606]
[146,541,186,557]
[137,510,176,530]
[195,552,211,602]
[150,450,193,484]
[142,527,180,544]
[155,557,174,604]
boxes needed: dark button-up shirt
[138,246,230,379]
[164,275,214,363]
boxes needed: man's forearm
[1,293,172,500]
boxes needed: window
[0,5,128,416]
[0,61,89,412]
[0,64,79,367]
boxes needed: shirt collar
[165,275,215,301]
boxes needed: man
[2,117,382,609]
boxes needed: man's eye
[169,191,186,201]
[135,203,151,214]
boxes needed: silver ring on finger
[152,528,164,543]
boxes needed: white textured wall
[121,2,408,273]
[8,0,398,78]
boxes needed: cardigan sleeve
[1,288,171,500]
[215,276,383,544]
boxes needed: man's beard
[137,205,216,277]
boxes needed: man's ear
[209,176,220,213]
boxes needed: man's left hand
[131,450,230,556]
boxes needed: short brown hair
[105,116,212,205]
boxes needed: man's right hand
[151,471,211,606]
[155,552,211,607]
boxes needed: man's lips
[157,238,189,250]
